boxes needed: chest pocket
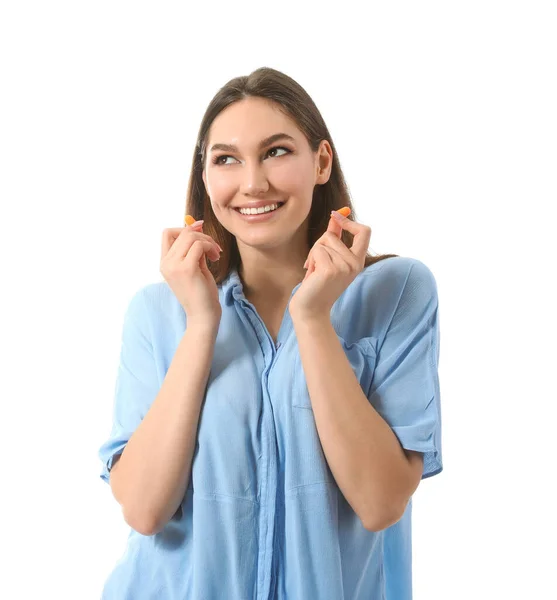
[292,334,379,409]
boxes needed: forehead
[208,98,302,148]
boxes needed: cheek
[206,178,236,212]
[208,177,232,198]
[273,161,313,194]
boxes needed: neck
[238,263,305,303]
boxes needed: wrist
[290,310,331,328]
[186,316,221,333]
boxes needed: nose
[240,161,269,196]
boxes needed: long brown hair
[185,66,399,286]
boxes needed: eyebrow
[209,133,296,154]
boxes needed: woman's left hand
[289,210,372,321]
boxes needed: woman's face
[202,97,331,252]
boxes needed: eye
[266,146,290,159]
[213,155,235,166]
[212,146,292,166]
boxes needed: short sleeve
[366,261,443,479]
[97,287,161,484]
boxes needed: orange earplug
[336,206,351,217]
[184,215,197,227]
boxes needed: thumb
[326,214,343,238]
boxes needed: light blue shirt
[98,256,443,599]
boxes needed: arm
[290,314,423,532]
[110,320,219,535]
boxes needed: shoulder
[362,255,436,284]
[360,256,438,300]
[124,280,185,335]
[348,257,438,335]
[129,280,183,310]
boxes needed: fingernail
[191,220,204,227]
[217,244,223,252]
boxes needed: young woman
[98,66,443,600]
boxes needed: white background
[1,1,555,598]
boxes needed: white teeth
[238,203,281,215]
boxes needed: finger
[161,227,185,258]
[180,239,221,263]
[304,212,346,271]
[305,245,329,278]
[326,213,343,238]
[330,211,371,257]
[164,227,194,260]
[319,232,360,268]
[162,221,202,257]
[163,227,220,262]
[188,222,223,253]
[311,244,335,270]
[317,243,353,273]
[326,206,350,238]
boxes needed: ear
[316,140,333,185]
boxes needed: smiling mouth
[234,202,286,214]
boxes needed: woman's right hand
[160,220,223,327]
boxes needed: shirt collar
[221,266,304,306]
